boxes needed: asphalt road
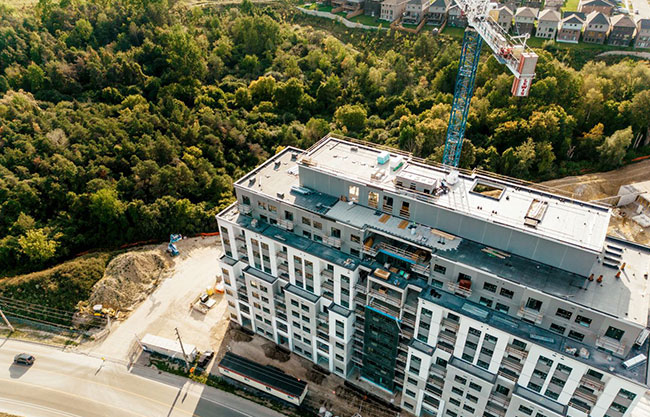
[0,339,285,417]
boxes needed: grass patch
[561,0,579,11]
[348,14,381,26]
[0,252,112,311]
[441,26,466,38]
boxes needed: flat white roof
[304,137,611,253]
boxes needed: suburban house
[608,14,637,46]
[557,12,584,43]
[521,0,543,8]
[582,11,610,44]
[544,0,564,10]
[513,7,538,35]
[403,0,431,24]
[427,0,449,25]
[635,18,650,48]
[331,0,363,12]
[447,3,468,27]
[380,0,409,21]
[535,8,561,38]
[490,5,514,33]
[578,0,615,16]
[364,0,383,18]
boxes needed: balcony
[403,302,417,315]
[441,317,459,331]
[277,219,293,231]
[485,401,507,417]
[596,336,625,355]
[506,343,528,360]
[579,374,605,391]
[235,234,246,243]
[317,321,329,332]
[321,269,333,280]
[278,263,289,274]
[411,262,430,275]
[436,340,455,354]
[322,280,334,292]
[573,387,598,404]
[401,314,416,327]
[354,282,367,293]
[489,392,511,409]
[238,203,252,215]
[429,363,447,378]
[447,282,472,297]
[317,312,328,324]
[438,329,457,345]
[277,251,287,260]
[275,301,286,312]
[427,374,445,389]
[517,306,544,324]
[501,356,523,373]
[569,399,592,414]
[369,288,402,308]
[323,236,341,248]
[317,331,329,341]
[354,321,365,332]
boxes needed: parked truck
[140,334,198,362]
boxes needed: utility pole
[175,327,190,371]
[0,306,15,332]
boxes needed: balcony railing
[441,317,460,331]
[579,374,605,391]
[323,236,341,248]
[506,343,528,360]
[321,269,333,279]
[569,399,592,414]
[354,321,365,332]
[573,387,598,404]
[403,302,417,314]
[322,280,334,292]
[369,289,402,308]
[498,367,519,382]
[429,363,447,378]
[278,263,289,274]
[238,203,252,215]
[354,283,367,293]
[501,356,523,373]
[517,306,544,324]
[447,282,472,297]
[488,392,511,409]
[235,234,246,243]
[438,329,457,345]
[277,251,287,260]
[437,340,455,354]
[485,401,507,417]
[277,219,293,231]
[427,374,445,389]
[596,336,625,355]
[411,262,430,275]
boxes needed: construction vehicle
[442,0,538,167]
[167,234,182,257]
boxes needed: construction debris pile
[88,250,170,311]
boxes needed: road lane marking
[0,379,148,417]
[0,397,81,417]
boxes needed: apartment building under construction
[216,134,650,417]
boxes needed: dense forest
[1,0,649,273]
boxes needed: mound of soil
[306,368,326,384]
[262,342,290,362]
[88,250,170,311]
[231,328,253,342]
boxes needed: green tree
[23,63,45,91]
[18,229,58,263]
[335,104,367,134]
[598,127,633,168]
[303,118,330,146]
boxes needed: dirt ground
[541,159,650,244]
[80,236,230,362]
[215,325,402,417]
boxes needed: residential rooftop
[299,137,610,254]
[420,286,650,385]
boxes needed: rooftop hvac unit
[623,354,647,369]
[377,151,390,165]
[635,328,650,346]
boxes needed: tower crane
[441,0,538,167]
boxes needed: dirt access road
[81,236,228,362]
[541,159,650,244]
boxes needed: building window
[605,326,624,341]
[454,375,467,385]
[500,288,514,299]
[350,234,360,244]
[302,217,311,226]
[549,323,566,335]
[469,382,482,392]
[483,282,497,293]
[349,185,360,202]
[568,330,585,341]
[575,315,592,327]
[433,264,447,275]
[495,303,509,313]
[479,297,493,307]
[556,308,572,320]
[519,405,533,415]
[368,191,379,208]
[331,227,341,238]
[405,389,416,398]
[525,297,542,311]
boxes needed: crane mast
[442,0,538,167]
